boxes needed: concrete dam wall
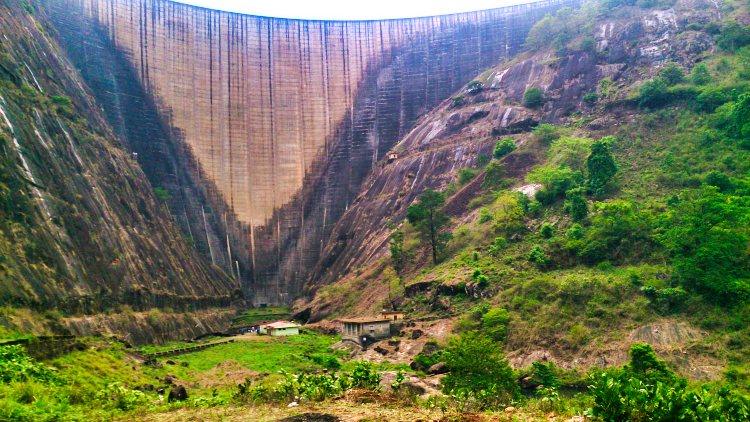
[43,0,579,304]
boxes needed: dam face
[43,0,578,304]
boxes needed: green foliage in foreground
[441,331,518,409]
[235,361,380,403]
[587,343,750,421]
[0,346,60,385]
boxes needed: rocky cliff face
[40,0,579,304]
[299,0,721,320]
[0,1,237,339]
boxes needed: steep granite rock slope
[0,1,237,341]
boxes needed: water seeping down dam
[42,0,579,305]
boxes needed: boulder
[427,361,448,375]
[374,346,389,355]
[167,385,188,402]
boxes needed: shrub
[549,136,593,170]
[442,331,518,409]
[528,244,549,268]
[0,345,61,385]
[475,153,491,167]
[467,80,483,95]
[309,353,341,370]
[478,208,493,223]
[657,187,750,305]
[458,167,477,185]
[657,63,684,86]
[491,193,526,237]
[566,223,584,239]
[350,361,381,390]
[533,123,565,144]
[493,137,516,159]
[639,79,669,108]
[528,165,583,205]
[482,161,508,190]
[540,223,554,239]
[586,137,618,197]
[564,187,589,221]
[580,200,654,264]
[717,22,750,52]
[451,95,465,108]
[481,308,510,342]
[583,91,598,105]
[689,63,712,86]
[523,87,545,108]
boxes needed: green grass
[168,331,339,374]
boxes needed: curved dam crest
[43,0,579,304]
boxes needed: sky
[173,0,525,20]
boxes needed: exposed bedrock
[41,0,580,303]
[0,0,237,322]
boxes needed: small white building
[261,321,300,336]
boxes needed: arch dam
[41,0,580,304]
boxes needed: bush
[657,63,684,86]
[528,165,583,205]
[523,87,545,108]
[657,187,750,304]
[586,137,618,197]
[528,244,549,268]
[482,161,508,190]
[0,345,61,385]
[540,223,554,239]
[309,353,341,370]
[689,63,712,86]
[467,80,483,95]
[493,137,516,159]
[717,22,750,52]
[481,308,510,342]
[442,331,518,409]
[457,167,477,185]
[580,200,654,264]
[564,187,589,221]
[549,136,593,170]
[583,92,598,105]
[639,79,669,108]
[533,123,565,144]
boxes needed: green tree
[657,63,684,86]
[717,22,750,52]
[389,230,405,272]
[407,190,450,265]
[493,137,516,159]
[586,138,618,197]
[564,187,589,221]
[442,331,518,403]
